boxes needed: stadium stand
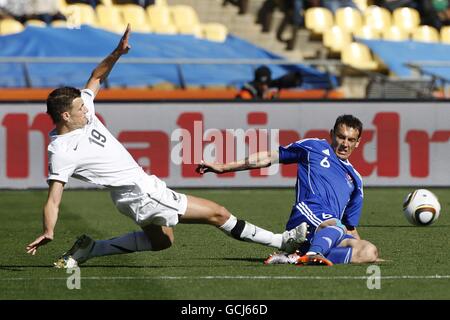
[1,0,449,99]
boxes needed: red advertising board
[1,101,449,188]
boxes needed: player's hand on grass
[26,234,53,255]
[116,24,131,55]
[196,160,225,174]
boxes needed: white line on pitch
[2,275,450,281]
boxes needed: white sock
[90,231,153,258]
[219,215,283,249]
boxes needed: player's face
[67,97,88,129]
[330,124,361,160]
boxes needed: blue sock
[326,247,353,264]
[308,226,345,256]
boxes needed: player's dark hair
[46,87,81,124]
[333,115,363,138]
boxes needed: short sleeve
[81,89,95,122]
[342,186,364,227]
[47,151,76,184]
[278,142,306,164]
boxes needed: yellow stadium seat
[353,0,369,11]
[96,4,127,33]
[101,0,113,5]
[354,25,381,39]
[341,42,379,71]
[441,26,450,44]
[26,19,47,27]
[393,7,420,34]
[412,25,440,43]
[364,5,391,33]
[323,25,352,54]
[63,4,97,27]
[154,0,167,5]
[382,25,409,41]
[0,19,25,35]
[58,0,68,11]
[119,4,151,32]
[202,23,228,42]
[170,5,202,37]
[51,20,70,28]
[305,7,334,36]
[147,5,177,34]
[335,7,363,33]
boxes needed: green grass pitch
[1,188,449,300]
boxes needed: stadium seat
[382,25,409,41]
[147,5,177,34]
[412,25,440,43]
[96,4,127,33]
[57,0,68,11]
[305,7,334,37]
[63,4,97,27]
[364,5,392,33]
[335,7,363,33]
[341,42,379,71]
[441,26,450,44]
[26,19,47,27]
[0,19,25,35]
[202,23,228,42]
[353,25,381,40]
[393,7,420,34]
[323,25,352,54]
[353,0,369,11]
[170,5,202,37]
[51,20,70,28]
[119,4,152,33]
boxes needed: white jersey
[47,89,149,188]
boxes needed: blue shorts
[285,200,338,237]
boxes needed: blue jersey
[279,138,364,230]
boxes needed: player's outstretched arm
[26,180,65,255]
[196,150,279,174]
[85,24,131,96]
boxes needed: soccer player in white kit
[25,25,307,268]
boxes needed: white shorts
[110,174,188,227]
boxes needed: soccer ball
[403,189,441,226]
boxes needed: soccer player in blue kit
[197,115,379,266]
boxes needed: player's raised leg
[179,195,307,251]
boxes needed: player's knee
[364,242,378,262]
[356,241,378,263]
[210,205,231,226]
